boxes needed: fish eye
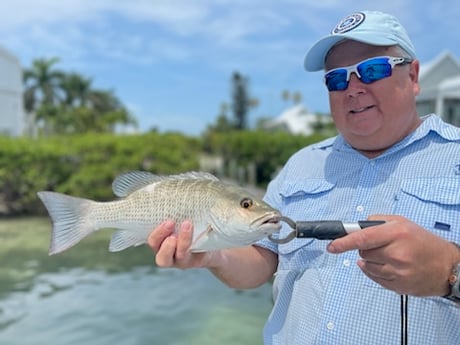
[240,197,253,209]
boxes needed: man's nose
[346,73,366,96]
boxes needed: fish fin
[109,230,145,252]
[37,191,96,255]
[112,170,219,197]
[190,226,238,252]
[172,171,219,181]
[112,171,162,197]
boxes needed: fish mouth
[255,213,282,234]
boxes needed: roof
[419,51,460,79]
[417,51,460,100]
[265,104,324,135]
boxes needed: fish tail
[37,191,97,255]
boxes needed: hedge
[0,131,328,215]
[0,132,200,215]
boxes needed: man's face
[325,40,421,157]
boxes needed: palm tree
[60,72,93,107]
[281,90,290,103]
[58,88,137,134]
[231,72,258,130]
[23,57,64,112]
[292,91,303,104]
[23,57,64,134]
[90,89,137,129]
[23,57,137,135]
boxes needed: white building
[0,46,25,136]
[264,104,329,136]
[416,51,460,126]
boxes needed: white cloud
[108,0,210,34]
[2,0,460,134]
[0,0,105,30]
[0,1,333,69]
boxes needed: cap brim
[304,33,400,71]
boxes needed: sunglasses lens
[357,58,392,84]
[324,57,403,91]
[325,69,348,91]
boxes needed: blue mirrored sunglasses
[324,56,413,92]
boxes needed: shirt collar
[415,113,460,141]
[326,114,460,155]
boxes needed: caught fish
[37,171,281,255]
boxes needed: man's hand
[147,220,278,289]
[327,215,460,297]
[147,220,218,270]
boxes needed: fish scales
[89,180,212,230]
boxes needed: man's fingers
[175,221,193,261]
[155,235,178,267]
[147,220,195,268]
[327,229,371,253]
[327,223,389,253]
[147,220,175,253]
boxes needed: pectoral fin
[190,226,238,252]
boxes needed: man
[148,10,460,344]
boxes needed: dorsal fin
[112,171,162,197]
[173,171,219,181]
[112,170,219,197]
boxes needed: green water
[0,218,272,345]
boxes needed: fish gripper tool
[268,217,385,244]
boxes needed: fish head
[207,185,282,245]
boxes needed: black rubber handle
[295,220,385,240]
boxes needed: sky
[2,0,460,136]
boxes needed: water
[0,218,273,345]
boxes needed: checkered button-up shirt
[257,114,460,345]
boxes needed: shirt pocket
[395,178,460,241]
[278,179,336,258]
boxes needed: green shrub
[0,133,200,215]
[0,131,328,215]
[203,130,328,186]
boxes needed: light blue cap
[304,10,416,71]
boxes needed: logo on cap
[332,12,365,34]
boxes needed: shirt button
[343,259,350,267]
[326,322,334,330]
[356,205,364,212]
